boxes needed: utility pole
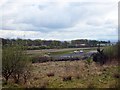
[97,41,101,53]
[98,41,100,50]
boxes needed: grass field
[3,47,119,88]
[26,47,98,56]
[4,60,118,88]
[21,60,119,88]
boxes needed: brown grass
[4,59,119,88]
[46,72,55,77]
[62,75,72,81]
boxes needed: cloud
[0,30,44,39]
[1,0,119,41]
[2,1,83,30]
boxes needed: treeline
[1,38,111,49]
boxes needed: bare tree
[2,45,31,84]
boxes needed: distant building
[97,43,115,46]
[75,44,86,47]
[97,43,107,46]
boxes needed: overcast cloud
[0,0,119,41]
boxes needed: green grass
[27,47,97,57]
[49,50,74,55]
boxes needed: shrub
[46,72,55,77]
[87,83,96,88]
[62,75,72,81]
[109,82,120,88]
[85,57,93,65]
[40,80,49,88]
[75,74,80,79]
[92,48,108,65]
[104,45,118,61]
[31,56,51,63]
[113,73,120,79]
[2,45,31,84]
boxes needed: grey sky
[0,0,119,41]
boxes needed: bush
[26,46,51,50]
[92,48,108,65]
[46,72,55,77]
[113,73,120,79]
[104,42,120,60]
[62,75,72,81]
[104,45,118,60]
[2,45,31,84]
[75,74,80,79]
[109,82,120,88]
[31,56,51,63]
[87,83,96,88]
[85,57,93,65]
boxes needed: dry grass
[62,75,72,81]
[3,60,119,88]
[46,72,55,77]
[25,60,118,88]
